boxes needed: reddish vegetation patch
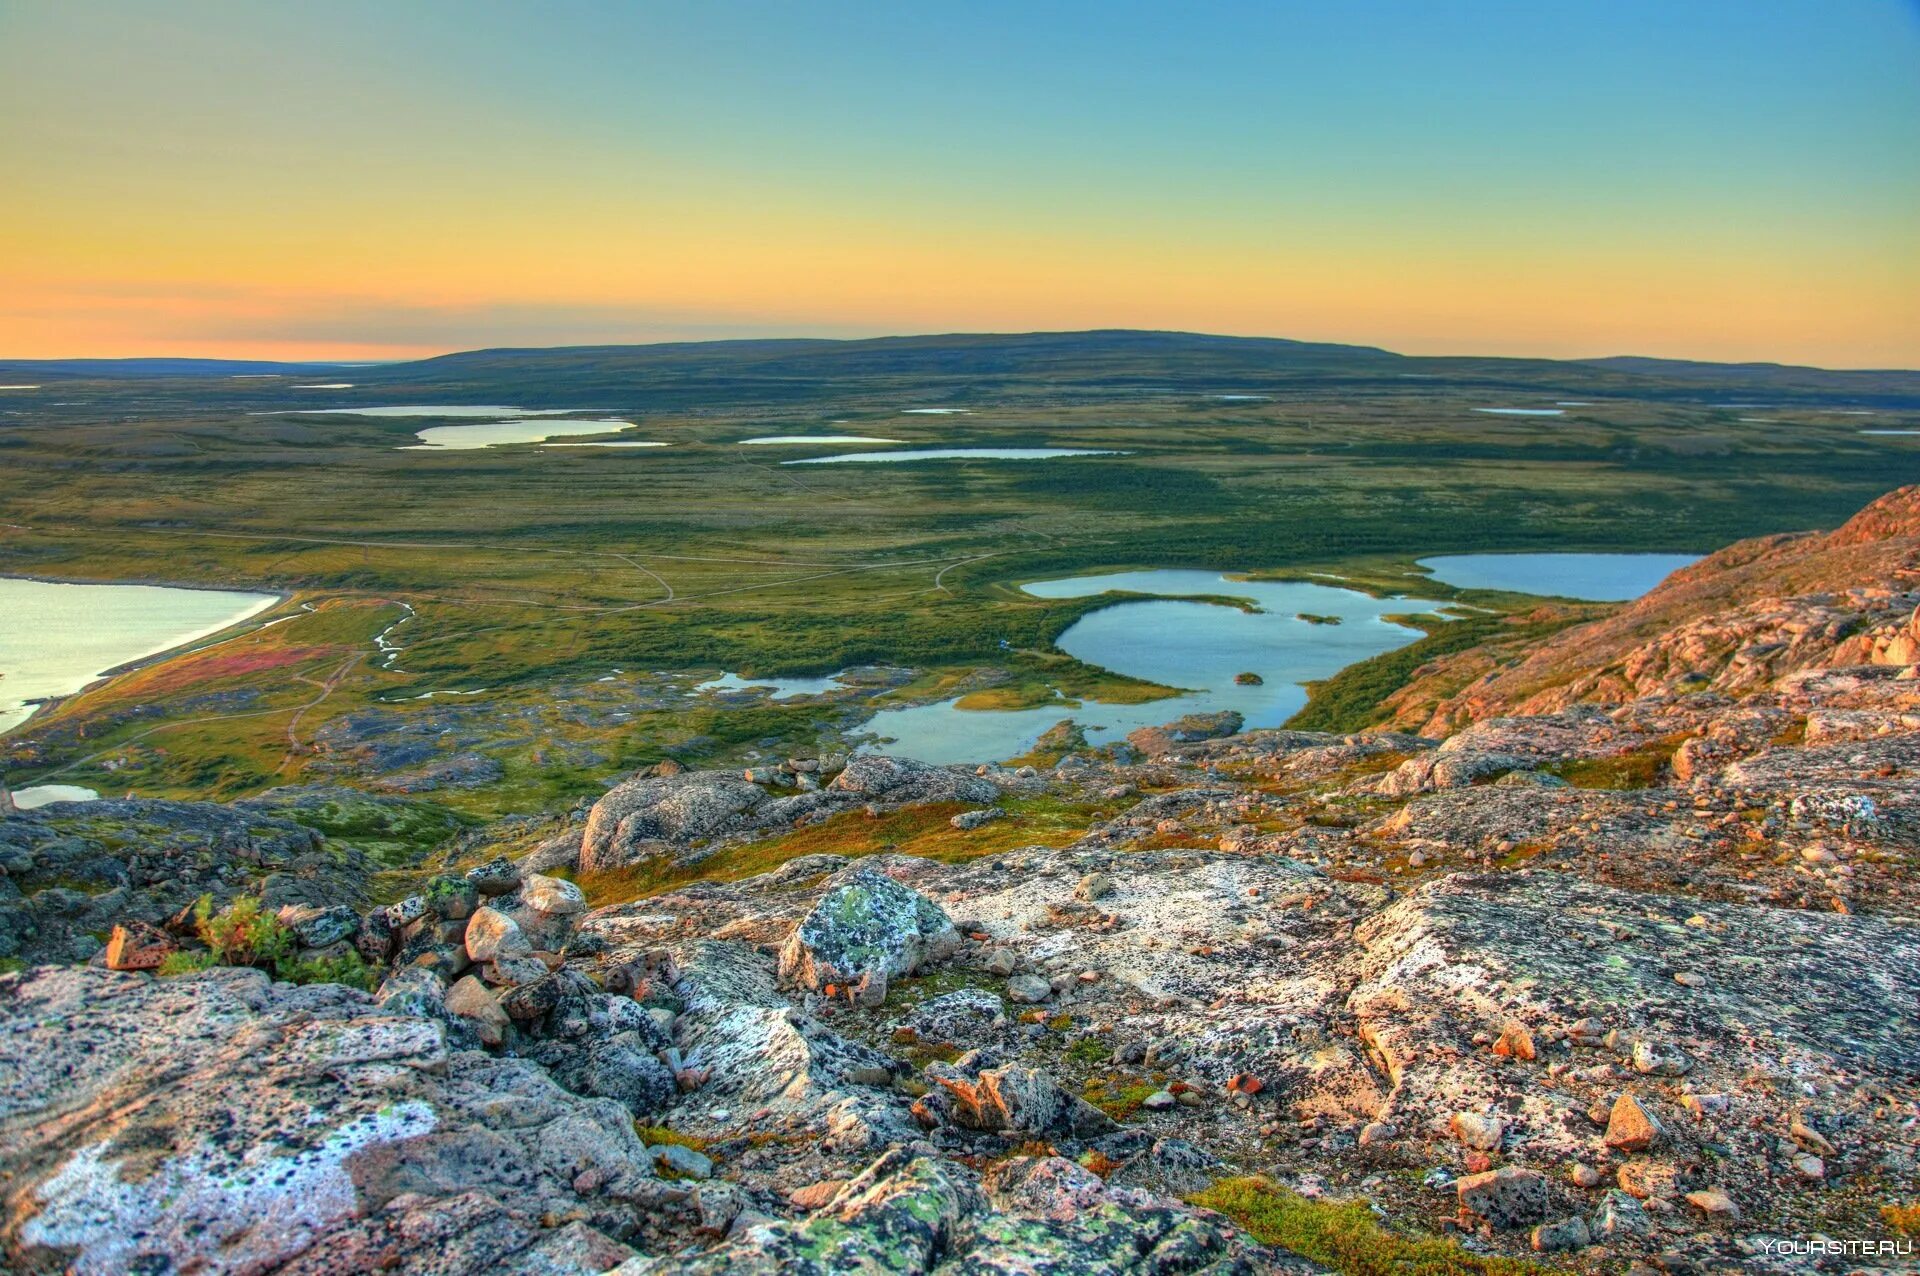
[130,645,336,695]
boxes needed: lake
[1418,552,1699,600]
[404,419,643,450]
[1474,408,1565,417]
[698,671,853,700]
[11,784,99,810]
[738,435,902,445]
[785,448,1123,465]
[282,404,577,418]
[0,578,279,735]
[857,569,1441,764]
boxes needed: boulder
[464,856,522,896]
[463,905,531,963]
[519,873,586,916]
[919,1054,1116,1139]
[827,756,997,805]
[777,870,959,999]
[579,772,767,873]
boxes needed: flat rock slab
[0,967,651,1274]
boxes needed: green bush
[161,894,375,990]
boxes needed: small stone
[1631,1039,1692,1076]
[1790,1153,1825,1181]
[1455,1167,1549,1229]
[983,948,1018,977]
[520,873,587,916]
[1569,1163,1604,1189]
[1450,1112,1507,1151]
[1492,1020,1536,1061]
[651,1143,713,1180]
[788,1180,846,1210]
[1590,1189,1652,1240]
[1358,1121,1396,1147]
[465,856,522,895]
[1075,872,1114,902]
[1605,1094,1663,1152]
[444,974,510,1046]
[1006,974,1052,1003]
[1141,1090,1177,1112]
[1684,1188,1740,1218]
[464,905,531,963]
[1531,1216,1591,1252]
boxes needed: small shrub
[194,894,294,969]
[158,951,216,977]
[279,950,376,991]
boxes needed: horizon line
[2,328,1917,377]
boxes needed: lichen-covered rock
[920,1055,1118,1138]
[580,772,768,872]
[827,755,997,805]
[1455,1167,1549,1229]
[777,869,959,999]
[0,966,657,1274]
[464,904,531,962]
[611,1149,1303,1275]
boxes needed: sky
[1,1,1916,366]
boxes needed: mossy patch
[1189,1176,1565,1275]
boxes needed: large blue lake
[1418,553,1698,601]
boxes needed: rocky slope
[5,488,1920,1274]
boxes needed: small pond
[11,784,98,810]
[785,448,1123,465]
[738,435,902,445]
[698,671,853,700]
[405,419,642,450]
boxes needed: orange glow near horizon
[2,2,1915,367]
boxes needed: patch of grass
[1081,1072,1163,1120]
[634,1124,710,1153]
[1884,1203,1920,1236]
[578,793,1115,907]
[1544,733,1689,790]
[1189,1176,1565,1276]
[1065,1036,1111,1064]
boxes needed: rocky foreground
[5,489,1920,1274]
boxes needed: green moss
[634,1124,710,1153]
[1081,1073,1163,1120]
[1065,1036,1111,1064]
[1189,1177,1566,1276]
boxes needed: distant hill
[1581,355,1920,395]
[3,332,1915,405]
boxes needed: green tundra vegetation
[3,331,1917,821]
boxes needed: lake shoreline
[0,574,290,740]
